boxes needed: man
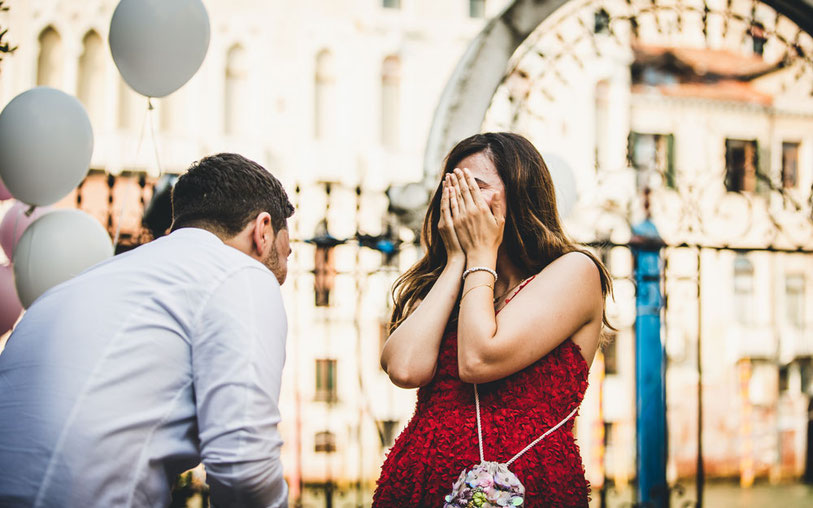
[0,153,293,507]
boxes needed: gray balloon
[109,0,211,98]
[0,87,94,206]
[13,210,113,308]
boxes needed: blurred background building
[1,0,812,507]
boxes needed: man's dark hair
[170,153,294,236]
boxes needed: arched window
[381,55,401,150]
[314,430,336,453]
[224,44,249,135]
[77,31,105,128]
[314,49,335,140]
[37,26,63,88]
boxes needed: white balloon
[13,210,113,308]
[541,152,578,219]
[109,0,211,98]
[0,88,93,206]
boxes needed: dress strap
[505,406,578,466]
[502,274,536,305]
[473,383,578,466]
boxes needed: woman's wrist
[466,250,497,269]
[444,255,467,272]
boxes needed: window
[381,56,401,150]
[314,245,336,307]
[750,22,767,56]
[37,26,63,88]
[782,142,799,189]
[628,132,675,189]
[725,139,759,192]
[77,31,105,128]
[603,333,618,375]
[314,431,336,453]
[470,0,486,18]
[224,45,248,135]
[800,358,813,395]
[604,422,614,448]
[382,0,400,9]
[778,364,790,393]
[378,420,399,448]
[314,50,335,140]
[785,274,805,329]
[733,254,755,325]
[594,9,610,34]
[315,359,337,402]
[311,218,338,307]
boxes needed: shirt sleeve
[192,266,288,508]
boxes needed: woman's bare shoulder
[536,251,602,290]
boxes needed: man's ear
[251,212,273,256]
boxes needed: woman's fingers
[454,168,477,210]
[440,181,453,227]
[449,180,460,219]
[462,168,489,210]
[491,191,506,224]
[450,172,467,214]
[438,184,446,228]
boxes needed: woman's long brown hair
[389,132,614,335]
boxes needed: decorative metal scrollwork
[483,0,813,252]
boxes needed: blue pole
[632,218,667,507]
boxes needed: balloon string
[147,98,164,176]
[112,97,151,248]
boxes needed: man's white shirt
[0,228,288,507]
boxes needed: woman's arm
[380,176,466,388]
[458,252,603,383]
[380,257,465,388]
[450,167,604,384]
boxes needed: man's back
[0,228,288,507]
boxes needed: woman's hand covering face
[448,167,505,258]
[439,176,465,263]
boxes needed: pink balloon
[0,201,50,260]
[0,179,11,201]
[0,264,22,335]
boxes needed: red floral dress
[374,277,590,507]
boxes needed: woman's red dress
[373,278,591,507]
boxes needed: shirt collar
[169,227,225,245]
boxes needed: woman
[374,133,613,507]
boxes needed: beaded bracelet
[462,266,498,282]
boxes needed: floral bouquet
[443,461,525,507]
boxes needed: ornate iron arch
[423,0,813,182]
